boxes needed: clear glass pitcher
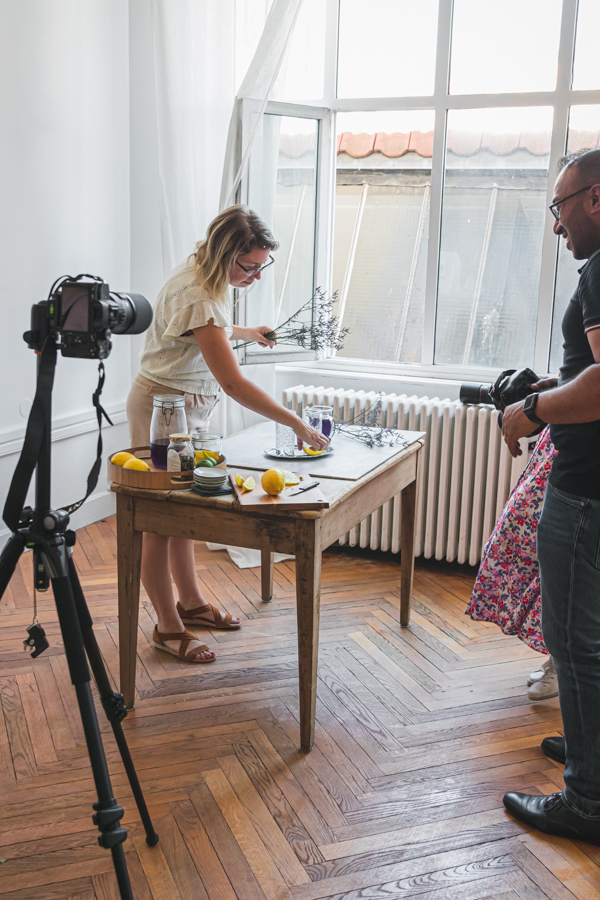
[150,395,187,469]
[302,405,334,444]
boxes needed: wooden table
[112,423,424,751]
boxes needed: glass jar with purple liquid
[150,395,187,469]
[302,405,334,446]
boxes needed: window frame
[235,99,332,366]
[241,0,600,381]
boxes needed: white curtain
[151,1,237,277]
[150,0,303,439]
[219,0,304,211]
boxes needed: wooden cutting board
[229,472,329,511]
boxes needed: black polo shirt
[550,248,600,499]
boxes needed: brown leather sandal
[152,626,216,663]
[176,601,241,630]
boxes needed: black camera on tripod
[24,274,153,358]
[460,367,539,412]
[0,273,158,895]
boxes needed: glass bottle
[166,434,195,472]
[150,395,187,469]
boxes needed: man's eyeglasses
[236,255,275,277]
[549,186,592,221]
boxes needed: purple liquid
[309,416,333,438]
[150,439,169,469]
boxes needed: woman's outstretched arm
[193,321,327,450]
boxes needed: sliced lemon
[283,470,300,486]
[194,449,207,464]
[235,472,244,486]
[242,475,255,491]
[204,450,220,461]
[303,446,325,456]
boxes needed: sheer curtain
[219,0,304,211]
[150,0,303,438]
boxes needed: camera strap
[64,362,114,516]
[3,338,57,532]
[3,345,114,531]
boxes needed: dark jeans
[538,481,600,818]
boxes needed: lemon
[303,446,325,456]
[123,457,151,471]
[111,451,135,467]
[283,470,300,486]
[242,475,255,491]
[261,467,285,495]
[235,472,244,486]
[195,449,219,463]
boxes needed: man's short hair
[557,148,600,185]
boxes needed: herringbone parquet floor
[0,515,597,900]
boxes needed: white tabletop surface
[222,421,425,482]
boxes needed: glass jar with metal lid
[150,395,187,469]
[166,434,194,472]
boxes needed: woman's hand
[244,326,277,348]
[293,419,330,452]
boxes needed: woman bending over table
[126,205,328,664]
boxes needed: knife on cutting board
[288,480,320,496]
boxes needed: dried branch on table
[334,394,413,449]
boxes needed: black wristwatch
[523,392,546,426]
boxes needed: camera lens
[459,383,493,405]
[109,292,153,335]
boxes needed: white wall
[0,0,131,549]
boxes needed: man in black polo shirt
[502,148,600,844]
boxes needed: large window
[244,0,600,378]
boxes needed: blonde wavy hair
[190,205,279,299]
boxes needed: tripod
[0,338,158,900]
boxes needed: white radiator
[282,384,531,565]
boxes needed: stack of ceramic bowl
[192,466,228,494]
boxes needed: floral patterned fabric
[465,427,556,653]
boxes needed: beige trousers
[126,373,218,447]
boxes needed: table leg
[116,494,143,709]
[400,477,417,626]
[295,519,322,752]
[261,550,274,602]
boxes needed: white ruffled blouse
[139,259,233,395]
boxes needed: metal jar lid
[153,394,185,408]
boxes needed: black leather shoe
[541,735,566,764]
[503,791,600,844]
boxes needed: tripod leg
[51,572,134,900]
[67,555,159,846]
[0,531,26,601]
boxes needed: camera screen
[60,285,89,332]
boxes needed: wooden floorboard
[0,518,591,899]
